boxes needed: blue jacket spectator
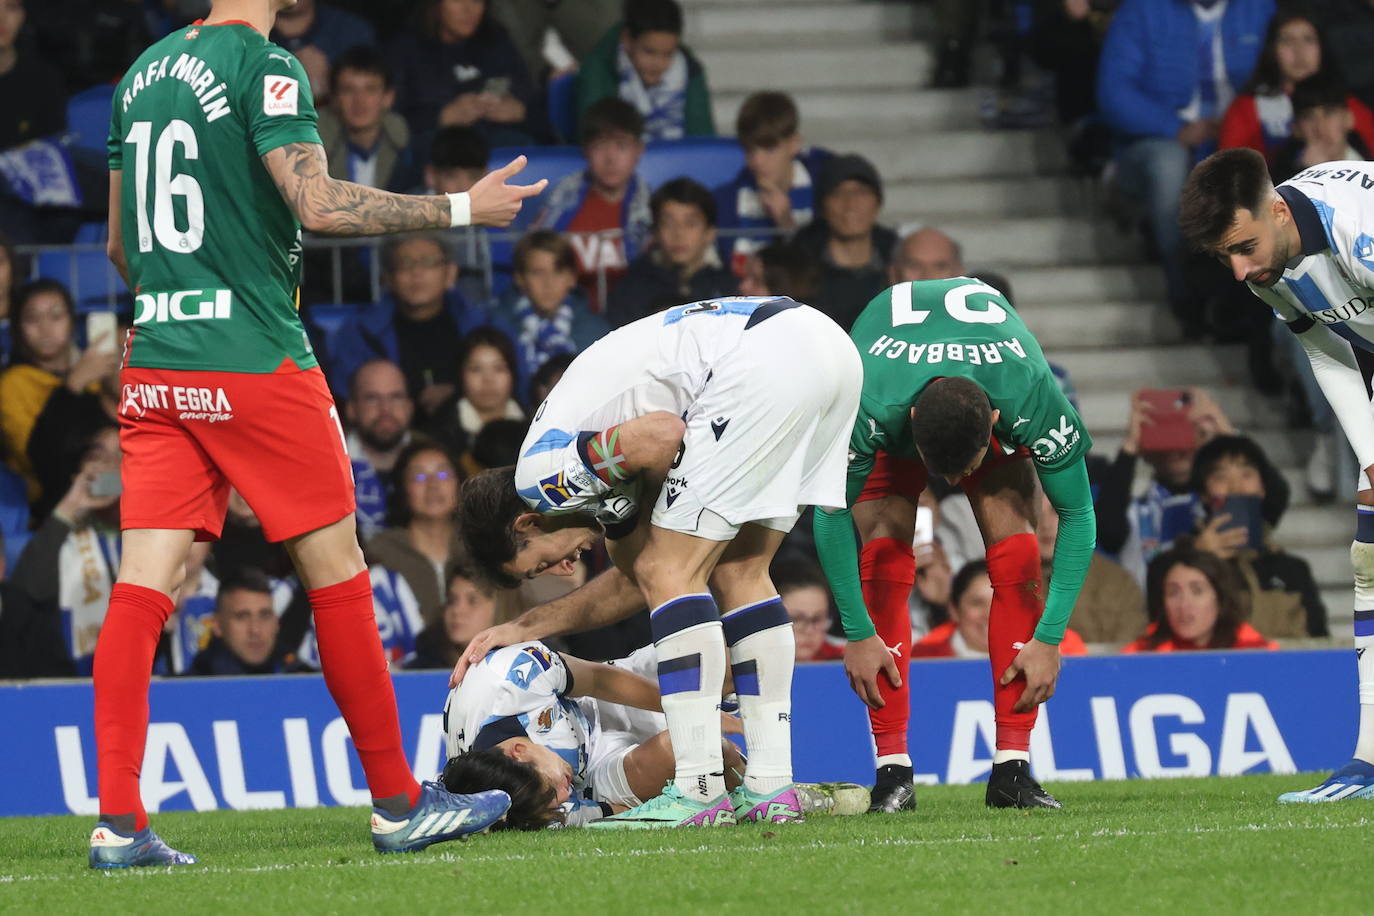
[270,0,376,102]
[491,229,609,372]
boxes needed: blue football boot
[1278,759,1374,803]
[89,824,198,869]
[371,780,511,853]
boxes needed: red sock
[310,571,420,807]
[860,537,915,759]
[985,533,1045,752]
[94,583,175,831]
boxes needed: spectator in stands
[1183,435,1325,638]
[534,98,652,312]
[387,0,537,148]
[888,227,964,284]
[418,126,493,306]
[270,0,377,103]
[426,326,526,461]
[493,230,609,374]
[914,559,1089,658]
[1027,0,1118,174]
[737,240,819,303]
[0,228,14,362]
[405,562,497,670]
[792,153,895,331]
[771,557,839,663]
[331,232,496,418]
[316,46,413,192]
[9,423,119,673]
[577,0,715,141]
[1097,0,1273,329]
[187,569,312,676]
[1037,491,1146,643]
[1315,0,1374,112]
[1219,8,1374,166]
[0,0,66,152]
[1124,546,1277,652]
[0,280,115,500]
[606,177,734,328]
[0,579,73,678]
[345,359,415,544]
[529,351,574,406]
[715,91,830,275]
[911,491,953,637]
[463,418,530,477]
[490,0,620,83]
[1271,73,1372,184]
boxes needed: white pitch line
[1,818,1369,885]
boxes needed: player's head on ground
[890,226,964,284]
[383,232,458,319]
[948,559,992,654]
[736,91,802,187]
[460,467,604,588]
[427,125,490,194]
[440,747,568,830]
[651,178,717,268]
[909,377,999,484]
[1178,147,1299,287]
[330,45,394,133]
[443,562,497,648]
[738,240,818,301]
[581,98,645,196]
[1145,547,1248,649]
[622,0,683,88]
[213,568,278,668]
[514,229,578,315]
[347,359,413,453]
[389,441,461,526]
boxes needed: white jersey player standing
[456,296,862,827]
[1181,149,1374,801]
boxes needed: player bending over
[458,296,862,828]
[1180,148,1374,803]
[814,278,1097,812]
[90,0,546,868]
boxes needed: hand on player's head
[467,156,548,227]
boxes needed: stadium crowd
[0,0,1359,679]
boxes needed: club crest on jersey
[263,75,299,116]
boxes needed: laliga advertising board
[0,651,1354,817]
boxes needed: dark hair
[1144,547,1250,648]
[460,326,520,391]
[430,125,490,172]
[1291,71,1350,117]
[529,352,575,405]
[1188,434,1290,527]
[216,567,275,610]
[948,559,990,609]
[581,97,644,146]
[1178,148,1274,252]
[471,418,531,469]
[770,556,829,595]
[514,229,576,275]
[650,177,716,228]
[423,0,495,43]
[910,377,993,477]
[382,231,453,273]
[387,440,461,527]
[440,750,563,830]
[330,44,392,90]
[736,91,799,149]
[346,357,407,401]
[458,466,529,589]
[444,559,491,596]
[754,241,818,302]
[624,0,683,38]
[1242,6,1325,95]
[12,278,76,367]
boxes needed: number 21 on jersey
[890,281,1007,326]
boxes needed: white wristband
[447,191,471,228]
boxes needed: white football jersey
[1248,162,1374,347]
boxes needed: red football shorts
[855,436,1030,505]
[118,365,355,543]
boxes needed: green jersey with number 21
[844,278,1091,503]
[108,22,321,373]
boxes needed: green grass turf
[1,774,1368,915]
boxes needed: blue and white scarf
[513,295,579,370]
[616,42,689,141]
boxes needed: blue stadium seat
[66,84,116,156]
[303,302,363,368]
[547,72,579,144]
[35,222,128,311]
[485,146,586,295]
[640,138,744,190]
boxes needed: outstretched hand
[466,156,548,227]
[1000,638,1061,712]
[844,634,903,710]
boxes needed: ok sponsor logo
[120,382,234,423]
[1030,415,1078,461]
[133,289,232,325]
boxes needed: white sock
[651,594,727,802]
[1351,537,1374,764]
[876,754,912,769]
[994,749,1030,764]
[723,596,795,794]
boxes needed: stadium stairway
[684,0,1355,635]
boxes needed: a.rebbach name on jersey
[108,22,322,373]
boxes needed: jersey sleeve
[106,81,124,170]
[1008,368,1093,473]
[239,44,322,157]
[515,429,642,535]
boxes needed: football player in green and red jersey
[814,278,1097,812]
[90,0,546,868]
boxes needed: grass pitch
[1,774,1368,915]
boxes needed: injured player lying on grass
[439,641,867,828]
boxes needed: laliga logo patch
[263,75,298,116]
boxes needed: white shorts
[651,306,863,541]
[581,645,667,808]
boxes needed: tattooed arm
[260,143,547,236]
